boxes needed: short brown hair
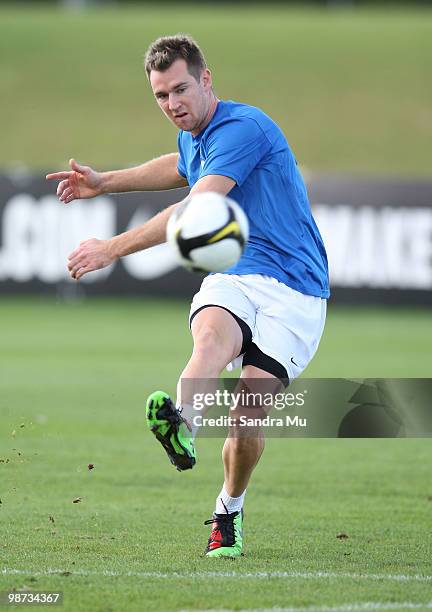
[144,34,207,81]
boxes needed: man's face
[149,59,212,135]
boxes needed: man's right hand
[46,158,103,203]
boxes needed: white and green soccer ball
[166,192,249,273]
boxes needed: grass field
[1,298,431,611]
[2,2,432,610]
[1,4,431,175]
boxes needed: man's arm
[67,174,235,280]
[101,153,188,193]
[46,154,188,204]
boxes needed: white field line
[182,603,432,612]
[1,568,431,583]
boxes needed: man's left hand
[68,238,116,280]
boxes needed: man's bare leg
[222,366,282,496]
[205,366,283,557]
[147,306,242,471]
[176,306,243,428]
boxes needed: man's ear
[201,68,212,90]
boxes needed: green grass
[0,298,431,610]
[1,4,431,175]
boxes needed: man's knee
[194,324,223,351]
[191,324,227,363]
[191,308,242,365]
[226,429,264,451]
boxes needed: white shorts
[189,273,327,381]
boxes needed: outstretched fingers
[50,175,80,203]
[46,171,74,181]
[59,187,75,203]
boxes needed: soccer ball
[166,192,249,272]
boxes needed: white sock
[215,484,246,514]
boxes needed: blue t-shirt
[177,100,329,299]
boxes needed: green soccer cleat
[146,390,196,472]
[204,509,244,557]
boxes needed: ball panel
[226,198,249,243]
[189,239,243,272]
[166,191,249,273]
[180,193,230,239]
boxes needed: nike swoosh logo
[290,357,299,367]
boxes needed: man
[46,34,329,558]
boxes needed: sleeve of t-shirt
[177,132,187,178]
[200,118,272,187]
